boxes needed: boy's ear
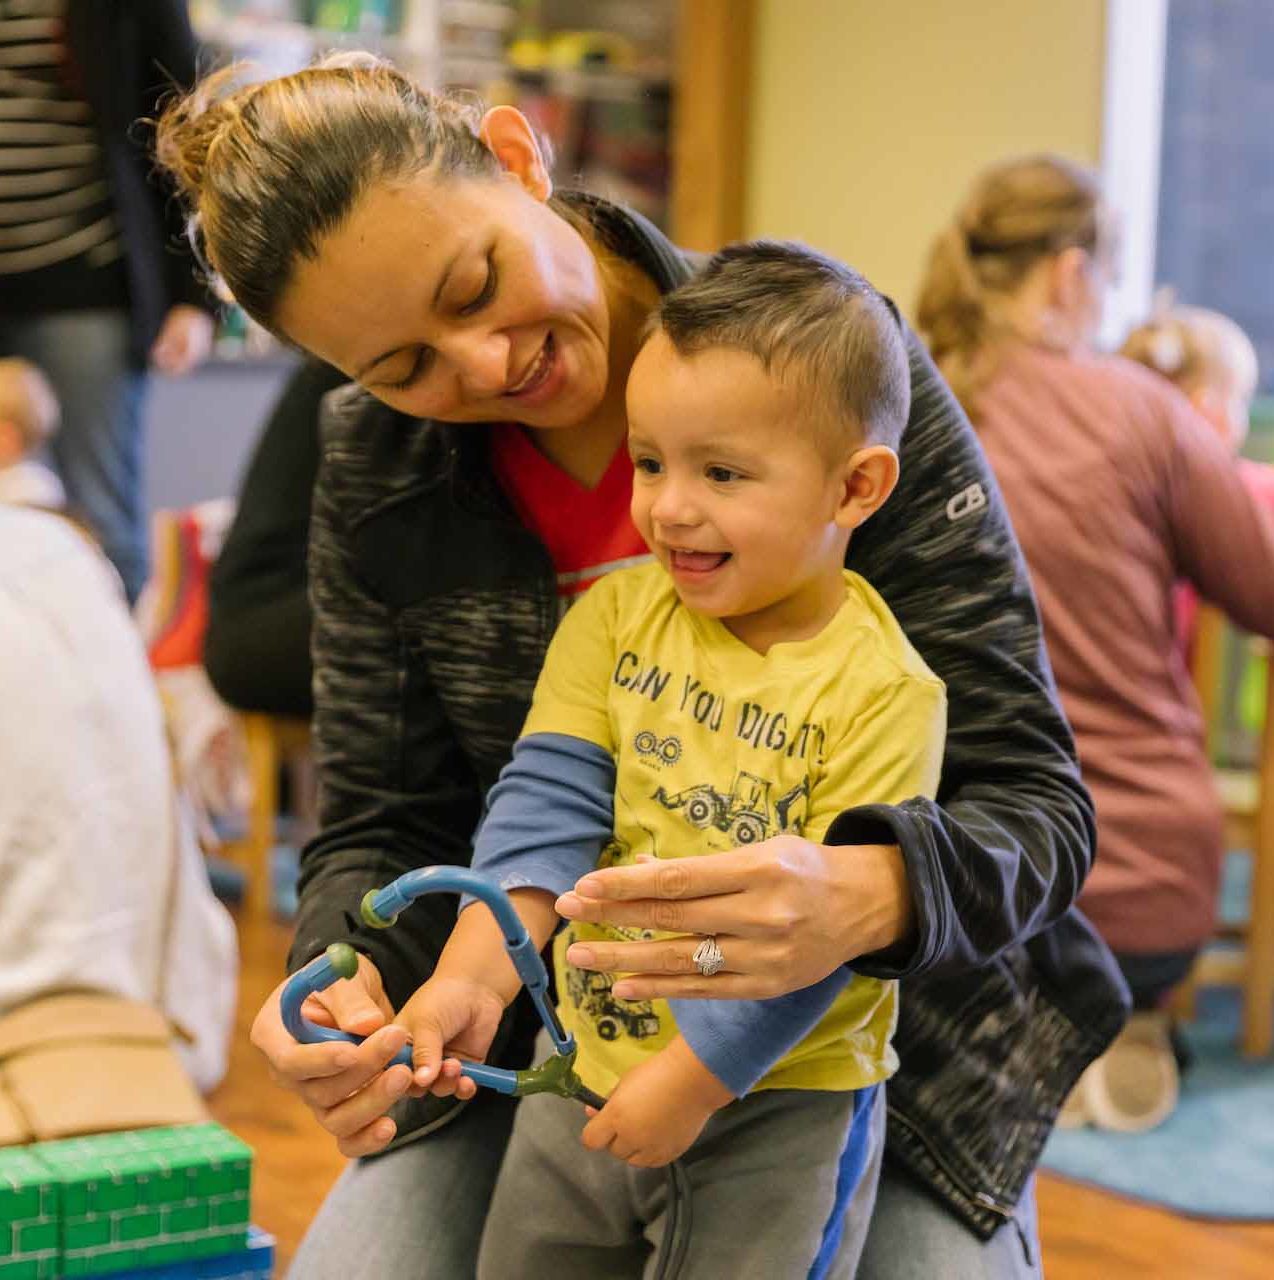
[834,445,900,532]
[479,106,553,202]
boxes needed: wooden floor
[210,909,1274,1278]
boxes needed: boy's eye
[459,256,497,315]
[634,456,662,475]
[706,465,740,483]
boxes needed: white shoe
[1084,1011,1180,1133]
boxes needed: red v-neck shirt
[491,424,651,606]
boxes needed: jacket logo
[946,483,987,523]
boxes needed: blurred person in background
[1122,300,1274,652]
[0,355,63,508]
[204,358,348,718]
[0,0,215,604]
[917,154,1274,1132]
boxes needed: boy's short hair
[648,241,911,450]
[0,357,60,449]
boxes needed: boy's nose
[649,481,701,529]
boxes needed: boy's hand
[580,1037,734,1168]
[394,976,506,1101]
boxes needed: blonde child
[0,357,64,510]
[1121,300,1274,649]
[397,242,946,1279]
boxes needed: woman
[916,155,1274,1130]
[156,60,1123,1277]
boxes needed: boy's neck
[718,560,850,656]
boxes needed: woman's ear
[1049,246,1090,313]
[834,445,900,532]
[479,106,552,201]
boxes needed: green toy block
[0,1148,59,1280]
[34,1124,252,1278]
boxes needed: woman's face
[275,171,611,428]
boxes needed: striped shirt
[0,0,124,292]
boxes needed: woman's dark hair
[155,54,500,332]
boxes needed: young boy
[0,357,64,509]
[401,243,946,1278]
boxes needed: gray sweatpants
[476,1080,886,1279]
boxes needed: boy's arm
[672,675,946,1095]
[464,734,616,903]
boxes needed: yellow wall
[745,0,1107,319]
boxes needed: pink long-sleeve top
[974,342,1274,954]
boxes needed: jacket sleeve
[286,422,483,1009]
[839,327,1097,978]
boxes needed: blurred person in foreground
[0,503,237,1092]
[0,356,63,509]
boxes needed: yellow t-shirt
[524,562,946,1098]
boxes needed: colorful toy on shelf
[0,1126,254,1280]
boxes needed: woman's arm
[287,402,482,1007]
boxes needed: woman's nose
[443,331,511,398]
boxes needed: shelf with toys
[191,1,678,361]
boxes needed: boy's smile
[625,333,862,653]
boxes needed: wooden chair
[1183,605,1274,1056]
[220,713,312,919]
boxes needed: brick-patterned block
[33,1126,251,1278]
[0,1147,59,1280]
[82,1226,274,1280]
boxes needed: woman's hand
[250,953,413,1158]
[556,836,914,1000]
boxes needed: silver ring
[692,935,725,977]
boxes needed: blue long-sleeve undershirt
[467,732,852,1096]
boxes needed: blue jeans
[287,1094,1042,1279]
[0,310,148,602]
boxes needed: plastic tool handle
[279,866,575,1092]
[279,942,524,1095]
[360,865,574,1059]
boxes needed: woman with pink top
[916,155,1274,1131]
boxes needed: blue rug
[1041,854,1274,1220]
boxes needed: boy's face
[626,332,858,644]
